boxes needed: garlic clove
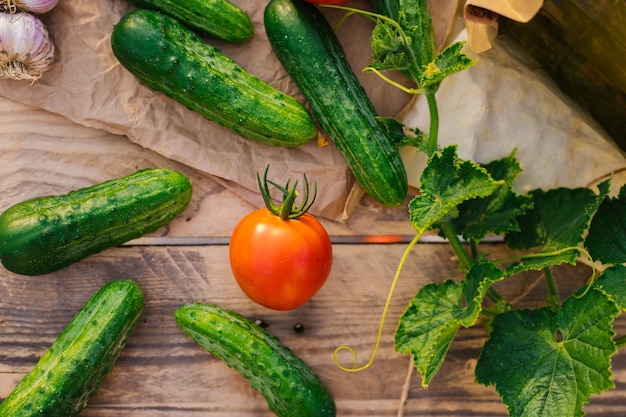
[1,0,60,14]
[0,11,55,81]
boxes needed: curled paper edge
[464,0,544,52]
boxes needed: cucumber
[125,0,254,43]
[111,9,318,148]
[0,279,144,417]
[264,0,408,206]
[371,0,436,76]
[0,168,192,275]
[175,303,336,417]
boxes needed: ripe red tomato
[305,0,351,4]
[229,167,333,311]
[229,208,333,310]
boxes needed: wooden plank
[2,242,625,416]
[2,97,626,416]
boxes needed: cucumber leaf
[586,182,626,265]
[409,145,503,234]
[417,42,477,91]
[376,116,426,150]
[366,1,473,92]
[451,151,533,242]
[369,18,410,73]
[475,287,619,417]
[460,260,505,326]
[369,0,436,75]
[395,279,460,388]
[395,260,503,387]
[504,184,607,274]
[593,264,626,309]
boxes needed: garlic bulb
[0,12,55,81]
[0,0,60,14]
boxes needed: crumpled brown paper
[0,0,455,221]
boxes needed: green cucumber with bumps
[0,168,192,275]
[264,0,408,206]
[124,0,254,43]
[175,303,336,417]
[0,279,144,417]
[370,0,436,79]
[111,9,318,147]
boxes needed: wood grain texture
[1,96,626,416]
[2,244,625,416]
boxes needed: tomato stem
[257,165,317,220]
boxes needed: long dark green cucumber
[175,303,336,417]
[0,168,192,275]
[0,279,144,417]
[370,0,436,74]
[264,0,408,206]
[111,9,317,147]
[125,0,254,43]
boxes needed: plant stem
[425,92,439,156]
[279,180,298,220]
[422,91,511,309]
[440,229,508,306]
[544,267,561,311]
[486,287,505,304]
[469,239,478,260]
[480,308,498,319]
[439,221,472,270]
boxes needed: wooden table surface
[1,96,626,417]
